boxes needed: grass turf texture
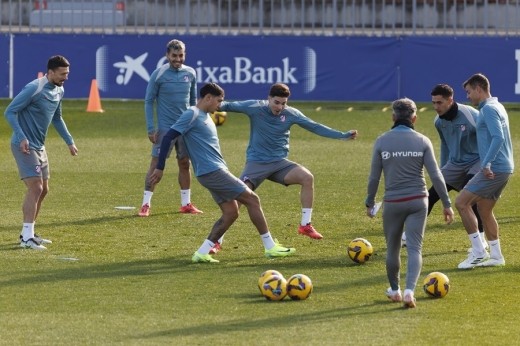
[1,99,519,345]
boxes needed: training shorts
[240,159,298,190]
[11,143,49,180]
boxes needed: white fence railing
[1,0,520,36]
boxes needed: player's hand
[483,167,495,180]
[68,144,78,156]
[342,130,358,140]
[443,207,454,225]
[148,131,158,144]
[19,139,30,155]
[149,169,164,185]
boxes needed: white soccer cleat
[475,257,505,267]
[458,251,489,269]
[20,238,47,250]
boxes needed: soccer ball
[260,274,287,301]
[347,237,373,264]
[258,270,284,292]
[286,274,313,300]
[210,111,227,126]
[423,272,450,298]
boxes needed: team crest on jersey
[280,115,286,122]
[183,76,190,82]
[460,125,466,131]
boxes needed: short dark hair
[431,84,454,98]
[392,98,417,121]
[200,83,224,98]
[166,39,185,52]
[463,73,490,93]
[47,55,70,71]
[269,83,291,98]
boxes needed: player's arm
[480,108,504,170]
[51,101,75,149]
[294,109,356,140]
[149,128,182,184]
[4,84,35,147]
[144,72,159,141]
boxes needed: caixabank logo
[95,45,317,98]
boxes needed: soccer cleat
[192,251,219,263]
[385,287,402,302]
[209,242,221,255]
[179,203,203,214]
[20,238,47,250]
[264,244,296,258]
[475,257,505,267]
[403,291,416,308]
[458,251,490,269]
[298,223,323,240]
[19,234,52,245]
[138,203,150,217]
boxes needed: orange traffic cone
[86,79,104,113]
[37,72,44,78]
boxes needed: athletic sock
[469,232,485,255]
[488,239,503,259]
[142,191,153,206]
[197,239,215,255]
[181,189,191,207]
[261,232,276,250]
[21,223,35,241]
[301,208,312,226]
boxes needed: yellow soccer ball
[286,274,313,300]
[423,272,450,298]
[210,111,227,126]
[347,238,373,264]
[258,270,284,292]
[259,274,287,301]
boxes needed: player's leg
[236,188,295,258]
[282,164,322,239]
[20,177,47,250]
[139,157,159,216]
[403,198,428,308]
[455,188,489,269]
[383,202,406,303]
[475,198,504,266]
[176,138,202,214]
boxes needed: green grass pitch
[1,99,519,344]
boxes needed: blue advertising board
[1,34,520,102]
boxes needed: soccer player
[365,98,454,308]
[401,84,486,250]
[149,83,296,263]
[4,55,78,250]
[211,83,357,253]
[456,73,514,269]
[139,39,202,217]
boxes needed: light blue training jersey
[4,76,74,150]
[219,100,353,163]
[476,97,514,173]
[144,63,197,134]
[172,107,228,176]
[434,103,480,167]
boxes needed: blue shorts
[152,128,188,160]
[197,169,248,204]
[239,159,298,190]
[464,170,512,200]
[11,143,49,180]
